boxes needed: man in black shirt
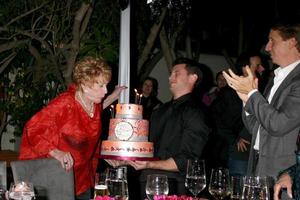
[129,58,210,198]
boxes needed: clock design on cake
[115,121,134,141]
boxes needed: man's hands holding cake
[128,158,179,172]
[128,160,149,170]
[105,159,129,168]
[105,159,153,169]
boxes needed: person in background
[248,52,265,76]
[209,51,263,175]
[19,57,126,200]
[140,77,163,119]
[223,21,300,181]
[240,51,269,92]
[226,51,267,176]
[123,77,163,200]
[202,71,227,107]
[127,58,210,199]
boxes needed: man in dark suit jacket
[223,21,300,179]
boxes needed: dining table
[0,150,19,166]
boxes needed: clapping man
[223,21,300,181]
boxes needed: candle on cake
[110,105,115,118]
[134,89,139,104]
[139,94,143,105]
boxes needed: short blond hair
[72,57,112,87]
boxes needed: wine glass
[0,187,8,200]
[208,168,231,200]
[9,181,35,200]
[242,176,269,200]
[185,159,206,199]
[230,175,243,200]
[94,172,109,198]
[106,167,129,200]
[145,174,169,200]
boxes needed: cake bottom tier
[100,140,154,158]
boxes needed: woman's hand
[49,149,74,171]
[110,86,127,102]
[103,86,127,109]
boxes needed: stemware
[106,167,128,200]
[94,172,109,198]
[0,187,8,200]
[241,176,269,200]
[145,174,169,200]
[208,168,231,200]
[185,159,206,199]
[230,175,243,200]
[9,181,35,200]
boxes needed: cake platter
[98,154,159,161]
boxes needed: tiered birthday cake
[100,104,154,159]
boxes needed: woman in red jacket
[19,56,125,200]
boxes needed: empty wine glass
[209,168,231,200]
[9,181,35,200]
[185,159,206,199]
[242,176,269,200]
[145,174,169,200]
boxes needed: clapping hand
[222,66,258,94]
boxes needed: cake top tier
[115,103,143,119]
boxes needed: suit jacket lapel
[263,77,274,98]
[270,63,300,104]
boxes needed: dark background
[188,0,300,55]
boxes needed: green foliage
[0,0,122,138]
[0,66,64,136]
[79,23,119,63]
[0,48,64,137]
[78,1,121,63]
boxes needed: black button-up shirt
[150,93,210,173]
[139,93,210,196]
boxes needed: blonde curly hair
[72,57,112,88]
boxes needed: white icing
[115,121,133,141]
